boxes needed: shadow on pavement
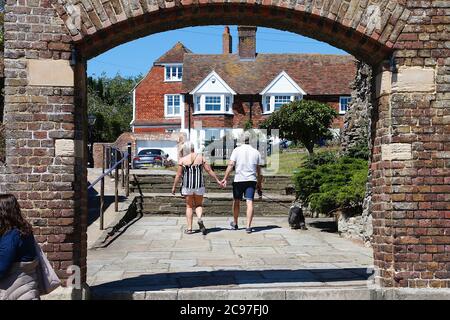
[88,181,127,226]
[91,268,373,296]
[307,220,338,233]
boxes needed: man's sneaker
[198,220,207,235]
[230,222,238,230]
[246,228,253,234]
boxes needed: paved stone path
[87,216,374,296]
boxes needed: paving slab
[88,216,374,298]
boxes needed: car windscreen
[138,149,162,156]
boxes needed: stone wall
[339,60,374,244]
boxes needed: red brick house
[131,26,356,157]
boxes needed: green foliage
[346,141,370,160]
[260,99,338,155]
[243,120,253,131]
[88,73,142,142]
[294,156,368,216]
[303,151,337,169]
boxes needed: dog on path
[288,203,307,230]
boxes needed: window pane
[195,96,201,112]
[177,67,183,79]
[265,96,271,112]
[225,96,231,112]
[205,96,221,111]
[274,96,291,110]
[340,97,351,113]
[205,129,220,142]
[166,67,171,79]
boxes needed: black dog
[288,204,307,230]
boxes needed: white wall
[264,74,302,94]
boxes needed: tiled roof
[154,42,192,65]
[182,53,357,96]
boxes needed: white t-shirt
[230,144,262,182]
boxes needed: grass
[266,149,309,175]
[266,146,341,176]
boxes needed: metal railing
[88,144,132,230]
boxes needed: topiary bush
[294,156,368,216]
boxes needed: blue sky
[88,26,348,78]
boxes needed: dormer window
[165,64,183,82]
[194,94,234,115]
[260,71,306,115]
[190,71,236,115]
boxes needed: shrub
[346,141,370,160]
[294,157,368,216]
[303,151,337,169]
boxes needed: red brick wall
[185,95,346,130]
[134,65,182,132]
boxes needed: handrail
[88,144,131,231]
[88,151,129,190]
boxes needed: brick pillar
[371,51,449,288]
[3,1,88,296]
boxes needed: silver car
[133,149,168,169]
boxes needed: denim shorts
[232,181,257,201]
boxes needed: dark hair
[0,194,33,236]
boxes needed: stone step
[90,287,375,300]
[130,174,295,195]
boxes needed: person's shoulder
[1,228,20,242]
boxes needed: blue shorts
[233,181,257,201]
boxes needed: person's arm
[0,230,20,279]
[171,162,184,195]
[221,160,235,188]
[256,152,263,192]
[203,158,221,185]
[256,165,263,192]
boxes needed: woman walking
[172,142,222,235]
[0,194,40,300]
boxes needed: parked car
[133,149,168,169]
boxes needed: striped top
[181,164,205,190]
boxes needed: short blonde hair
[181,142,195,156]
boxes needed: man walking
[221,132,263,234]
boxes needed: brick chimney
[238,26,257,60]
[222,26,232,54]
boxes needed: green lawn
[265,150,308,175]
[265,146,341,176]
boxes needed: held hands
[219,179,227,189]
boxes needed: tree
[88,73,142,142]
[260,99,338,155]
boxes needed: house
[131,26,357,158]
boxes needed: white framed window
[262,95,302,114]
[339,96,352,115]
[165,94,182,117]
[225,96,231,113]
[205,96,222,111]
[164,64,183,82]
[193,94,234,115]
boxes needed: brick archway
[2,1,449,293]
